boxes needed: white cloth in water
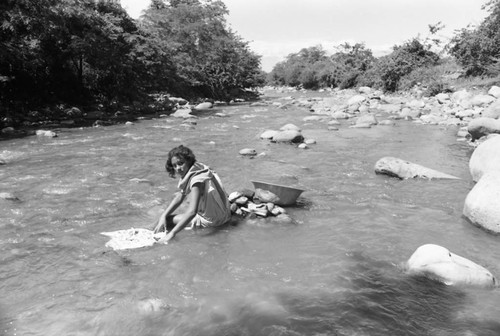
[101,228,166,250]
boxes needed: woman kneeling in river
[153,145,231,243]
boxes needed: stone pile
[228,189,289,220]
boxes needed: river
[1,89,499,335]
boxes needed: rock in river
[374,157,460,179]
[406,244,496,287]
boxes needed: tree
[448,0,500,76]
[140,0,262,100]
[330,43,375,88]
[374,38,439,91]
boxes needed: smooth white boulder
[194,102,213,110]
[469,135,500,182]
[463,171,500,233]
[374,157,460,180]
[467,117,500,140]
[406,244,496,287]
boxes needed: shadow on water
[187,251,500,336]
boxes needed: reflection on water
[1,92,500,335]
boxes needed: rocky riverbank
[250,85,500,236]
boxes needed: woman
[153,145,231,243]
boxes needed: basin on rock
[251,180,304,206]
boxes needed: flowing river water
[1,90,500,336]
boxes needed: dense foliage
[267,39,440,93]
[448,0,500,76]
[0,0,263,126]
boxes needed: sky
[120,0,489,72]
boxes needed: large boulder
[471,94,496,107]
[469,135,500,182]
[355,113,378,126]
[488,85,500,99]
[463,171,500,233]
[374,157,460,180]
[347,95,366,106]
[406,244,496,287]
[467,117,500,140]
[481,99,500,119]
[436,93,450,104]
[451,89,473,108]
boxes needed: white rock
[279,123,301,132]
[469,135,500,182]
[463,171,500,233]
[488,85,500,99]
[260,130,278,139]
[406,244,496,287]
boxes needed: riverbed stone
[467,117,500,140]
[171,108,193,118]
[36,130,58,137]
[355,113,378,126]
[169,97,188,106]
[328,119,341,126]
[374,157,460,179]
[239,148,257,156]
[481,99,500,119]
[471,94,495,107]
[260,130,278,139]
[350,123,371,129]
[347,94,366,106]
[272,130,304,143]
[419,114,445,125]
[304,138,316,145]
[463,171,500,234]
[280,123,301,132]
[457,127,470,138]
[332,111,352,119]
[303,115,327,122]
[451,89,473,108]
[378,120,396,126]
[0,192,20,201]
[488,85,500,99]
[228,191,242,202]
[399,107,421,119]
[406,244,496,287]
[436,93,450,104]
[194,102,213,110]
[469,135,500,182]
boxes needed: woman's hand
[153,215,166,233]
[157,231,175,244]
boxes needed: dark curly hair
[165,145,196,178]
